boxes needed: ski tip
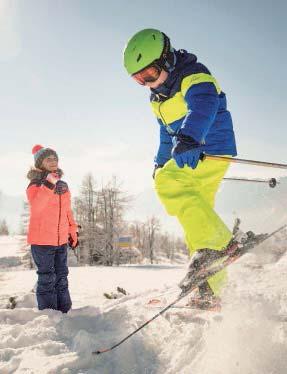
[92,350,102,355]
[147,298,162,305]
[92,348,109,355]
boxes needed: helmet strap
[163,48,176,72]
[161,34,176,72]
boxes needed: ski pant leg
[31,245,57,310]
[154,158,232,251]
[54,244,72,313]
[154,157,232,295]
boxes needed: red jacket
[26,174,77,246]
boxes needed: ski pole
[92,224,287,356]
[93,292,185,355]
[202,155,287,170]
[224,177,278,188]
[91,251,241,356]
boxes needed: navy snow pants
[31,244,72,313]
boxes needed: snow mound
[0,305,160,373]
[0,237,287,373]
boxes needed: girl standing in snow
[26,145,78,313]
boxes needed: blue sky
[1,0,287,198]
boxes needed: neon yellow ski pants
[154,157,232,294]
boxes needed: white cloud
[0,150,30,195]
[0,141,154,196]
[61,142,154,195]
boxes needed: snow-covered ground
[1,234,287,373]
[0,236,24,270]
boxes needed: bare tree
[0,219,9,235]
[74,174,98,265]
[129,219,187,263]
[129,221,145,256]
[159,232,174,260]
[74,175,130,266]
[73,174,188,266]
[96,176,129,266]
[19,201,29,235]
[144,216,160,264]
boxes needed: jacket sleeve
[154,121,173,166]
[26,182,55,216]
[66,192,78,234]
[180,80,220,143]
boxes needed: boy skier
[123,29,238,301]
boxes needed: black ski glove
[68,225,81,249]
[55,180,69,195]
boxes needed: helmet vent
[137,53,142,62]
[152,34,156,40]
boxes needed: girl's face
[41,155,58,172]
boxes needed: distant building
[117,236,133,249]
[117,236,142,264]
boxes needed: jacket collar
[27,168,63,181]
[150,50,197,100]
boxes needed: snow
[0,236,23,270]
[0,236,23,259]
[1,235,287,373]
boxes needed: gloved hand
[152,164,163,179]
[172,133,202,169]
[68,231,79,249]
[54,180,68,195]
[46,172,60,185]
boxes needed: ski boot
[179,248,224,296]
[179,238,239,297]
[186,282,222,311]
[179,218,267,298]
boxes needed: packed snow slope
[1,234,287,373]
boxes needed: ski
[168,304,220,312]
[92,224,286,355]
[147,297,221,312]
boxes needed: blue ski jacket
[150,50,237,166]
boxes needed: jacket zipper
[57,194,62,246]
[158,101,175,136]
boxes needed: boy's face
[144,70,169,89]
[41,155,58,172]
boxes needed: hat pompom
[32,144,43,155]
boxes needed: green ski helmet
[123,28,175,76]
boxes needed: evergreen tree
[0,219,9,235]
[19,201,34,269]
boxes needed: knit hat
[32,144,58,169]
